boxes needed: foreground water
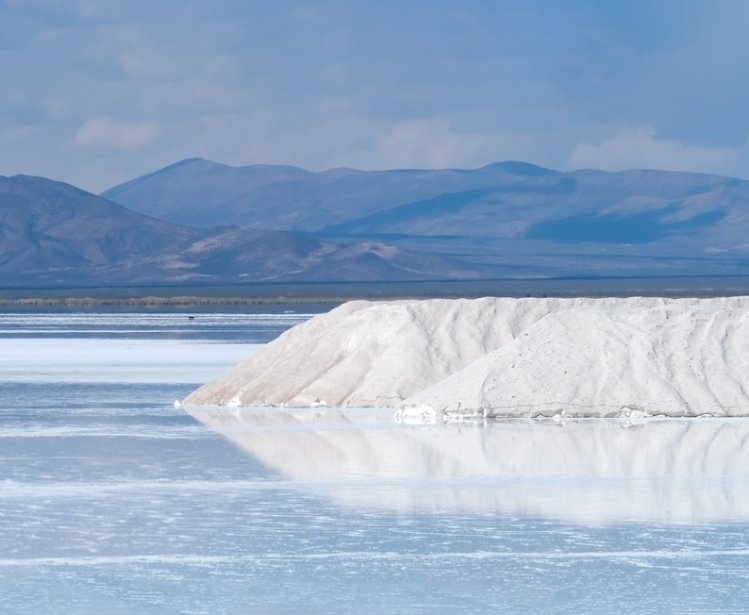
[2,310,749,614]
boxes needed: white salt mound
[184,297,749,417]
[185,297,587,407]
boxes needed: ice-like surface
[0,338,261,383]
[5,310,749,613]
[188,407,749,523]
[0,310,316,383]
[0,310,315,339]
[186,297,749,417]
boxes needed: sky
[2,0,749,192]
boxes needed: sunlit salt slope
[184,297,749,417]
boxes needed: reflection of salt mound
[187,407,749,523]
[184,297,749,417]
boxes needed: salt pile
[184,297,749,417]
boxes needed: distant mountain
[324,168,746,245]
[7,160,749,288]
[102,158,315,228]
[0,174,195,285]
[101,158,749,278]
[320,167,749,277]
[103,158,749,247]
[0,175,482,288]
[172,227,480,284]
[102,158,554,231]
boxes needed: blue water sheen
[1,310,749,614]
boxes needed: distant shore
[0,295,347,308]
[4,276,749,308]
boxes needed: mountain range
[0,174,477,288]
[102,158,749,278]
[3,158,749,289]
[102,158,555,231]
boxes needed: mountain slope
[103,159,749,262]
[322,168,747,245]
[102,158,554,231]
[167,227,481,284]
[0,174,196,283]
[16,160,749,285]
[102,158,315,228]
[0,175,482,287]
[312,167,749,278]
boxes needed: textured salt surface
[185,297,749,417]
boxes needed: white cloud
[43,97,65,118]
[73,116,161,151]
[7,2,749,192]
[185,109,566,174]
[7,125,33,138]
[569,127,747,177]
[336,118,565,172]
[74,1,98,19]
[362,118,493,169]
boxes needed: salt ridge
[184,297,749,417]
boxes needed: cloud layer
[2,0,749,191]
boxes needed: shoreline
[6,291,749,309]
[5,275,749,307]
[0,296,349,308]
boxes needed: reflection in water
[187,407,749,524]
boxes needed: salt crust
[184,297,749,417]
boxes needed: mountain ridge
[0,174,483,287]
[5,158,749,288]
[101,158,554,231]
[101,159,749,252]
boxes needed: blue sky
[2,0,749,191]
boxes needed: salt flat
[4,310,749,613]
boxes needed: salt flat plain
[3,309,749,613]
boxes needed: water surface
[2,310,749,614]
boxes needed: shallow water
[2,311,749,614]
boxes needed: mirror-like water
[2,311,749,614]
